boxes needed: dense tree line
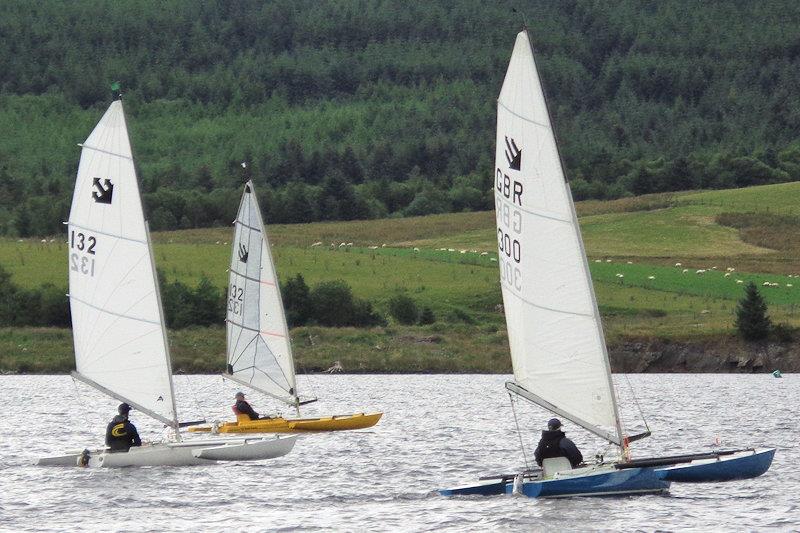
[3,1,800,236]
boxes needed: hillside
[3,1,800,237]
[2,182,800,376]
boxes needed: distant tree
[282,273,312,327]
[388,294,419,325]
[309,280,384,327]
[735,282,772,341]
[419,306,436,325]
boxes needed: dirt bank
[610,336,799,373]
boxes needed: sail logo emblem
[92,178,114,204]
[505,137,521,171]
[238,243,249,263]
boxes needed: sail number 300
[69,230,96,277]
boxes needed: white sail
[496,31,622,444]
[67,100,178,427]
[225,181,297,406]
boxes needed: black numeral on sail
[69,230,96,276]
[497,229,521,263]
[228,283,244,316]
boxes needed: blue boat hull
[656,448,775,483]
[438,467,669,498]
[511,467,669,498]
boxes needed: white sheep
[459,250,467,254]
[368,245,378,249]
[787,284,794,288]
[647,276,655,280]
[616,273,624,278]
[675,262,682,267]
[346,242,353,246]
[605,259,612,263]
[448,248,455,252]
[724,273,731,278]
[594,259,601,263]
[736,280,744,284]
[763,281,771,286]
[696,269,706,274]
[480,252,488,256]
[682,269,689,273]
[413,247,420,252]
[311,241,322,247]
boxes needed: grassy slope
[3,182,800,372]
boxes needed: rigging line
[509,392,530,471]
[71,374,91,428]
[623,373,650,433]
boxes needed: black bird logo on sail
[238,243,249,263]
[505,137,522,171]
[92,178,114,204]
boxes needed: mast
[522,30,625,449]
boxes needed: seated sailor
[232,391,272,420]
[534,418,583,468]
[105,403,142,453]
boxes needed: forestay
[225,181,297,406]
[67,100,178,427]
[495,31,622,444]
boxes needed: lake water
[0,374,797,531]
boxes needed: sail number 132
[69,230,96,277]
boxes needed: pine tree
[735,282,772,340]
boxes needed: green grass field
[2,181,800,372]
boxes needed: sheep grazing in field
[696,269,706,274]
[40,239,47,243]
[490,258,497,262]
[726,267,735,272]
[675,262,682,267]
[346,242,353,246]
[616,273,624,278]
[594,259,601,263]
[647,276,655,280]
[459,250,467,254]
[215,241,220,244]
[413,247,420,252]
[368,245,378,249]
[605,259,612,263]
[724,273,731,278]
[736,280,744,284]
[448,248,455,252]
[627,261,633,264]
[480,252,488,256]
[311,241,322,247]
[339,242,346,247]
[787,284,794,288]
[49,239,55,243]
[711,266,718,270]
[682,269,689,273]
[223,242,228,245]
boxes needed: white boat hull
[37,435,298,467]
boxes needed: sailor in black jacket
[534,418,583,467]
[105,403,142,453]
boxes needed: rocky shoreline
[611,337,799,373]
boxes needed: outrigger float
[188,412,383,434]
[438,29,774,498]
[187,180,382,435]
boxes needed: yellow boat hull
[188,412,382,434]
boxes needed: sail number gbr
[69,230,97,277]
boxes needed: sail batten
[68,100,178,427]
[225,181,298,407]
[495,30,621,443]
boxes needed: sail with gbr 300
[495,31,622,445]
[67,100,178,427]
[225,181,298,406]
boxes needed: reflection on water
[0,374,797,531]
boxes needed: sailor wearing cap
[533,418,583,468]
[105,403,142,453]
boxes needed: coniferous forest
[2,0,800,236]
